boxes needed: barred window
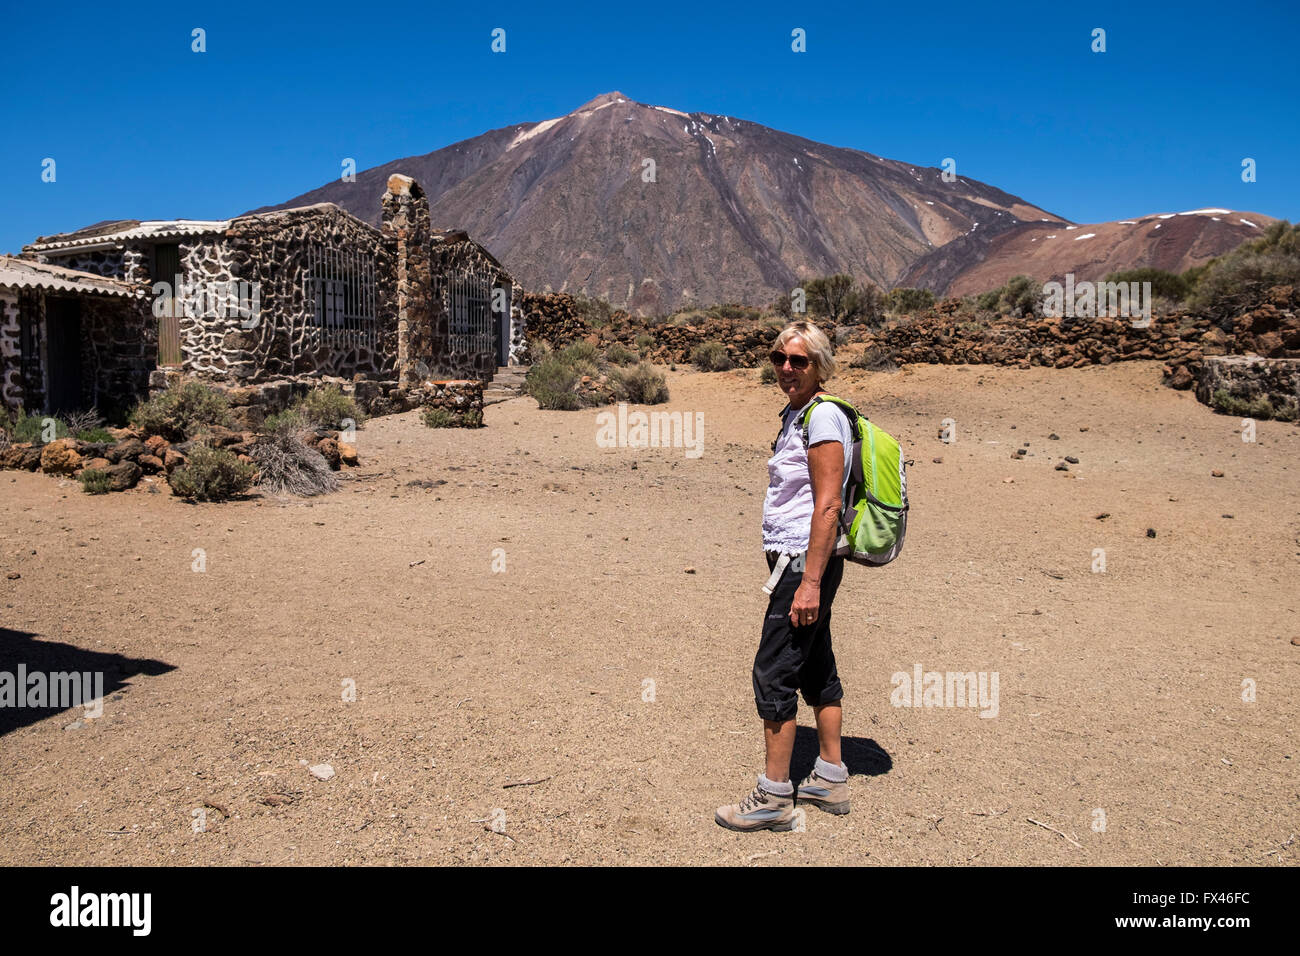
[440,273,494,357]
[305,244,376,350]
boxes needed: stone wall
[149,367,484,431]
[189,208,396,383]
[0,293,21,412]
[522,292,800,367]
[418,379,483,413]
[79,295,154,419]
[508,302,527,366]
[1195,356,1300,419]
[42,248,128,280]
[16,290,43,412]
[0,287,150,420]
[523,292,590,345]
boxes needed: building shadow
[792,724,892,780]
[0,627,175,736]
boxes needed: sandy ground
[1,360,1296,866]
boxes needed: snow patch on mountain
[507,118,562,150]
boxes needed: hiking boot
[796,768,850,815]
[714,780,797,832]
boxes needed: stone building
[8,174,523,420]
[0,256,151,419]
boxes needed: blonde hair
[774,321,835,382]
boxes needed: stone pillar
[381,174,433,386]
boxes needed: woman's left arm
[790,439,844,627]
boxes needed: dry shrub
[250,434,339,497]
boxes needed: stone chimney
[381,174,433,386]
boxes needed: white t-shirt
[761,395,854,554]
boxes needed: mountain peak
[574,92,630,112]
[259,98,1252,314]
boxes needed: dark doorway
[45,297,83,414]
[153,243,183,366]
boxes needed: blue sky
[2,0,1296,254]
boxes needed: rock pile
[0,423,363,493]
[1195,355,1300,419]
[151,369,483,426]
[2,427,187,491]
[522,293,590,345]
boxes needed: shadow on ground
[792,724,892,780]
[0,628,175,736]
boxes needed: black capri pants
[753,551,846,722]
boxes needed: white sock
[815,756,848,782]
[759,773,794,795]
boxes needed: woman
[715,320,853,832]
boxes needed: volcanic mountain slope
[254,92,1065,312]
[900,208,1277,297]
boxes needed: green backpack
[796,395,910,566]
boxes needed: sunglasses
[769,350,811,370]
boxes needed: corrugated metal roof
[27,219,231,252]
[0,256,145,298]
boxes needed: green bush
[525,353,584,410]
[971,276,1040,317]
[1187,220,1300,320]
[75,427,116,443]
[168,444,256,501]
[709,303,761,321]
[558,341,601,384]
[573,295,615,329]
[690,341,733,371]
[262,408,307,436]
[802,275,884,325]
[634,333,655,355]
[1209,389,1296,420]
[759,364,778,384]
[885,287,936,315]
[611,363,670,404]
[421,406,484,428]
[8,409,69,444]
[130,381,232,441]
[1103,267,1191,302]
[605,342,637,366]
[294,384,364,430]
[562,340,600,365]
[79,468,112,495]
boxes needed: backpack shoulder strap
[800,394,862,448]
[770,402,792,453]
